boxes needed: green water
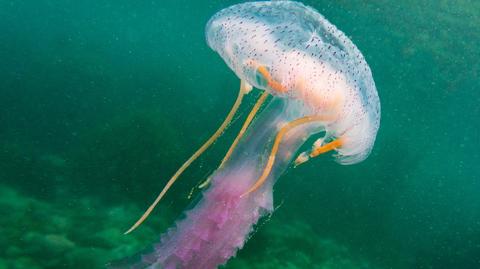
[1,0,479,268]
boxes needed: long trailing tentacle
[198,63,279,189]
[219,91,269,168]
[240,115,337,197]
[124,80,251,234]
[198,91,270,189]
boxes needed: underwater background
[1,0,479,268]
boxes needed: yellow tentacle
[124,80,250,234]
[294,138,344,167]
[198,91,269,189]
[240,115,335,197]
[309,138,344,158]
[220,91,269,168]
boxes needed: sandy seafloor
[1,0,479,268]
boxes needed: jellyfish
[110,1,380,268]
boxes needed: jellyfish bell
[206,0,380,168]
[116,1,380,268]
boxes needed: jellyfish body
[110,1,380,268]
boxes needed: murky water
[1,1,479,268]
